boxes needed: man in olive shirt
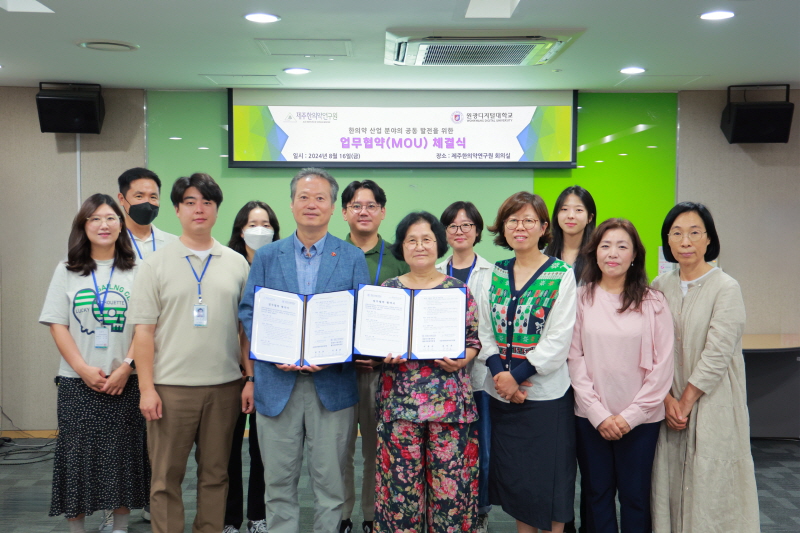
[340,180,409,533]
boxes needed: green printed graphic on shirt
[72,286,130,335]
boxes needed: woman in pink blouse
[567,219,674,533]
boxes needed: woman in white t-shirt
[40,193,149,533]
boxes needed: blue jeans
[473,390,493,515]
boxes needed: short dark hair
[389,211,449,261]
[67,193,136,276]
[488,192,552,250]
[118,167,161,196]
[439,201,484,245]
[660,202,720,263]
[289,168,339,203]
[581,218,651,313]
[227,200,281,259]
[341,180,387,207]
[170,173,223,207]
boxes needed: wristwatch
[245,376,255,382]
[124,357,136,369]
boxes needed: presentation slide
[229,89,576,169]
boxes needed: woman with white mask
[223,200,281,533]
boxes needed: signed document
[353,284,466,360]
[250,287,355,366]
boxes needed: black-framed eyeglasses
[446,223,475,234]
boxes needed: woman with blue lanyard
[223,200,280,533]
[39,194,149,533]
[435,201,496,533]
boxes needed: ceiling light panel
[0,0,53,13]
[465,0,521,19]
[202,74,282,86]
[256,39,352,57]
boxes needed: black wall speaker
[36,82,105,134]
[720,84,794,144]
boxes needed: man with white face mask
[117,168,178,262]
[224,201,281,533]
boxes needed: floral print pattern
[378,276,480,424]
[374,419,478,533]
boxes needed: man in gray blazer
[239,168,370,533]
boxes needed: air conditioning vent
[419,43,538,66]
[385,29,582,67]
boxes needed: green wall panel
[535,93,677,279]
[146,90,676,271]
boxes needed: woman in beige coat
[650,202,759,533]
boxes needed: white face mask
[243,227,274,250]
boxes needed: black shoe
[362,521,374,533]
[340,519,353,533]
[563,520,577,533]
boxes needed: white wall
[0,87,145,430]
[677,90,800,334]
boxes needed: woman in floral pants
[374,211,480,533]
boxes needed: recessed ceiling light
[198,147,209,150]
[245,13,280,23]
[700,11,734,20]
[620,67,645,75]
[169,137,182,140]
[220,155,228,158]
[284,68,310,75]
[328,58,334,61]
[79,40,139,52]
[619,153,628,156]
[577,165,585,169]
[595,160,604,163]
[647,145,658,148]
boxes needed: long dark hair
[544,185,597,279]
[66,194,136,276]
[580,218,650,313]
[227,201,281,259]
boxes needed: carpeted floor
[0,438,797,532]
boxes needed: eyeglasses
[347,203,381,213]
[446,223,475,234]
[404,238,437,249]
[505,218,539,230]
[86,215,121,227]
[668,230,707,243]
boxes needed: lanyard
[186,255,212,303]
[374,240,385,285]
[449,254,477,285]
[91,264,116,315]
[128,228,155,260]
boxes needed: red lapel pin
[331,252,337,256]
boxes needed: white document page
[302,290,355,366]
[250,287,304,365]
[410,288,467,360]
[353,285,411,358]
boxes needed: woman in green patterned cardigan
[481,191,578,533]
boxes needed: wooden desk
[741,334,800,439]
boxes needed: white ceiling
[0,0,798,92]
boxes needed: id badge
[94,326,109,349]
[193,304,208,327]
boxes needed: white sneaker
[141,505,151,522]
[98,510,114,532]
[248,519,268,533]
[223,526,240,533]
[476,513,489,533]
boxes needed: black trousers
[224,411,266,527]
[575,417,660,533]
